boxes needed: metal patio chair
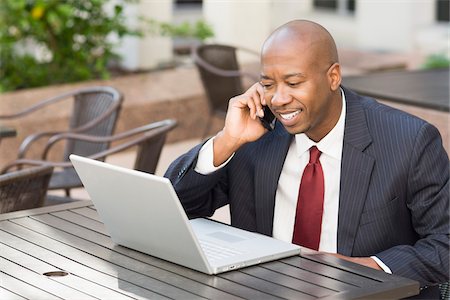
[1,119,177,203]
[192,43,259,138]
[0,165,53,213]
[0,86,123,196]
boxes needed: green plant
[147,19,214,42]
[422,53,450,69]
[0,0,141,92]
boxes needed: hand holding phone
[259,106,276,131]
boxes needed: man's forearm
[213,131,245,167]
[328,253,382,270]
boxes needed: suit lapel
[337,87,375,255]
[254,124,292,236]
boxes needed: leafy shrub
[0,0,140,92]
[422,53,450,69]
[147,19,214,42]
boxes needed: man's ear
[328,63,342,91]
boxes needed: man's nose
[270,86,292,106]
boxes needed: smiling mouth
[279,110,301,120]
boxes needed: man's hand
[327,253,382,270]
[212,82,269,166]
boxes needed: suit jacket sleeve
[164,142,230,219]
[375,122,449,286]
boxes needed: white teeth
[280,110,300,120]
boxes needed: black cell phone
[259,106,276,131]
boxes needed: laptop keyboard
[199,239,244,261]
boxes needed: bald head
[262,20,338,68]
[259,20,343,140]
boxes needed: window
[436,0,449,22]
[347,0,355,12]
[313,0,355,14]
[175,0,202,6]
[314,0,337,10]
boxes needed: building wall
[121,0,448,70]
[115,0,174,70]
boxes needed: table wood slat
[35,210,287,299]
[219,271,314,300]
[71,206,102,220]
[0,285,27,300]
[67,207,403,299]
[298,253,422,299]
[0,256,94,300]
[0,271,56,300]
[240,265,336,298]
[0,201,92,221]
[50,210,107,235]
[1,219,203,300]
[0,202,420,299]
[0,224,171,300]
[0,240,154,299]
[261,260,356,291]
[43,209,349,299]
[282,255,378,287]
[12,216,250,300]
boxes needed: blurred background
[117,0,449,73]
[1,0,448,92]
[0,0,448,218]
[0,0,448,164]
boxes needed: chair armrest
[1,158,72,174]
[0,93,73,120]
[192,45,260,81]
[4,86,123,159]
[42,119,177,159]
[18,131,64,159]
[0,86,120,120]
[0,165,54,185]
[1,93,76,158]
[3,119,177,175]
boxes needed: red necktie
[292,146,325,250]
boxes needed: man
[165,20,449,298]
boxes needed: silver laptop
[70,154,301,274]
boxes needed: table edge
[0,200,93,221]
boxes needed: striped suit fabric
[165,86,449,299]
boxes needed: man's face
[260,41,341,141]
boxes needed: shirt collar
[295,89,346,160]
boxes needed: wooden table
[342,68,449,112]
[0,201,419,299]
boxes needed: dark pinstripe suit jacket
[165,87,449,293]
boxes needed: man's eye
[287,82,300,87]
[261,83,273,89]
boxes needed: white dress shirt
[194,90,391,273]
[272,92,345,252]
